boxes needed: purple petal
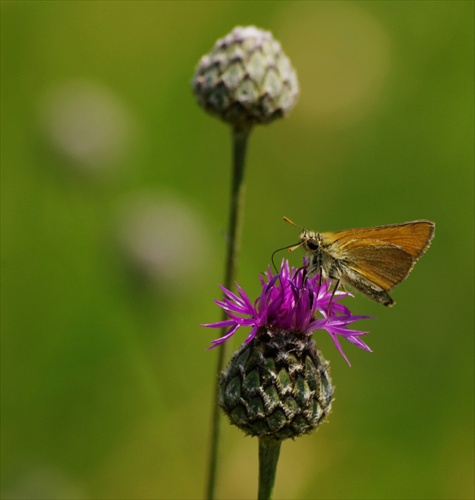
[207,323,241,349]
[201,319,236,329]
[214,299,251,315]
[235,282,254,311]
[244,325,260,344]
[327,332,352,367]
[218,284,247,308]
[345,336,372,352]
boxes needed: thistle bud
[192,26,299,129]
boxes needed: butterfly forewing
[325,220,435,259]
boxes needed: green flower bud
[192,26,299,129]
[219,328,333,441]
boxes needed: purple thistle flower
[202,259,372,366]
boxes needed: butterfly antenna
[271,217,308,271]
[283,216,305,230]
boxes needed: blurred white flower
[277,2,391,127]
[116,191,213,292]
[4,465,84,500]
[39,80,134,173]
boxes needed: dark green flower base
[219,328,334,440]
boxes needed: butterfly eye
[307,240,319,251]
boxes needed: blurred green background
[1,1,473,499]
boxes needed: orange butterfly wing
[326,220,435,258]
[321,221,435,291]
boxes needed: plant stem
[258,437,282,500]
[206,125,251,500]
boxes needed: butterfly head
[300,230,322,252]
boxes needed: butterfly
[284,217,435,306]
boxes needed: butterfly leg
[326,278,341,314]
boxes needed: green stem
[206,125,251,500]
[258,437,282,500]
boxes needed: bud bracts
[192,26,299,128]
[219,328,333,441]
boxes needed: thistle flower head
[192,26,299,129]
[203,259,371,366]
[202,260,372,440]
